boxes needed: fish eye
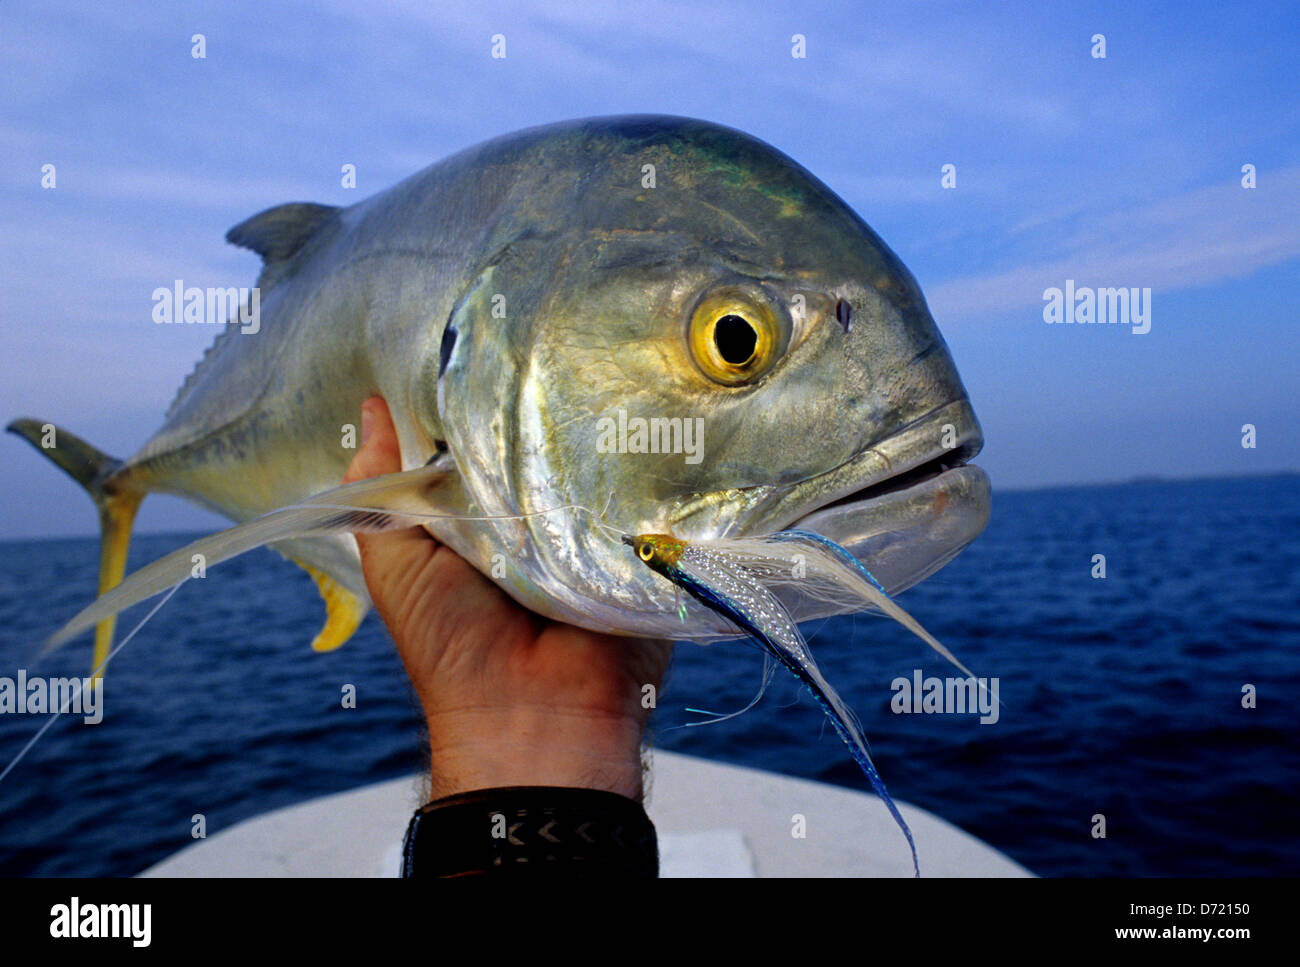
[637,542,655,562]
[688,291,783,386]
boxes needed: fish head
[433,116,989,637]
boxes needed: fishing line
[40,476,638,656]
[16,491,627,778]
[298,500,619,528]
[302,494,635,546]
[0,582,184,787]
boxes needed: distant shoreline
[996,468,1300,494]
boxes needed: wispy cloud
[926,166,1300,324]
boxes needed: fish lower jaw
[806,443,981,515]
[775,396,983,525]
[765,398,989,592]
[791,464,991,596]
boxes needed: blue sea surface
[0,475,1296,876]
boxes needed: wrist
[425,706,647,801]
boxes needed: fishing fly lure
[624,529,989,877]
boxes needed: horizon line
[1,468,1294,546]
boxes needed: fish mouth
[805,442,981,514]
[782,398,991,595]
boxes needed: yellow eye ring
[638,542,655,562]
[688,291,783,386]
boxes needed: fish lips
[777,397,990,597]
[792,464,990,597]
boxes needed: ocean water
[0,475,1296,877]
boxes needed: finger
[343,397,439,587]
[343,397,403,484]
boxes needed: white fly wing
[677,544,814,665]
[41,463,449,655]
[681,536,886,614]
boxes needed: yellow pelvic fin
[296,561,367,653]
[93,491,143,682]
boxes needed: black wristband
[401,786,658,878]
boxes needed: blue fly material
[656,534,921,877]
[771,528,890,594]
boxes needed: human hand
[343,396,672,802]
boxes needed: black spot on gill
[439,324,458,377]
[835,298,852,333]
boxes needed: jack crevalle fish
[10,114,989,685]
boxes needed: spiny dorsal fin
[159,202,341,420]
[225,202,339,289]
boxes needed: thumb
[343,397,440,612]
[343,396,404,485]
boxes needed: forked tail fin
[7,418,142,681]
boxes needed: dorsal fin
[157,203,340,422]
[225,202,340,289]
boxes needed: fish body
[11,114,989,657]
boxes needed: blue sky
[2,0,1297,539]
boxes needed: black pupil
[714,314,757,365]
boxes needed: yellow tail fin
[93,491,143,680]
[7,418,143,680]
